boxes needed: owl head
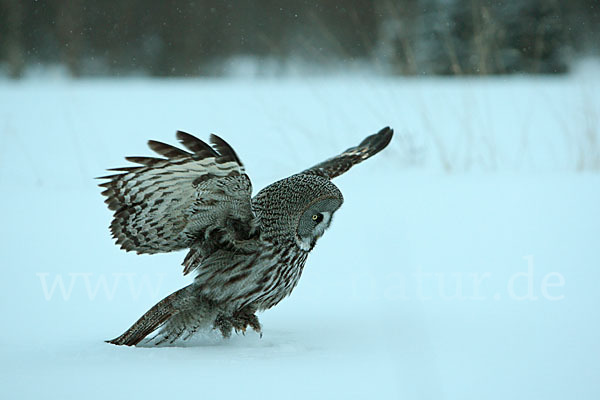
[253,174,343,250]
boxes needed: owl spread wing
[99,132,257,272]
[300,126,393,180]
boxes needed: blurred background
[1,0,599,78]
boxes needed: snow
[1,72,599,399]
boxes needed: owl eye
[312,213,324,223]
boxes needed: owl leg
[213,314,234,338]
[231,307,262,336]
[212,307,261,338]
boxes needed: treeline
[0,0,598,77]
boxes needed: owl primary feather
[99,127,393,346]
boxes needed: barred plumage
[101,127,393,346]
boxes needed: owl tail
[106,285,193,346]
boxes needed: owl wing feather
[300,126,393,180]
[98,132,257,267]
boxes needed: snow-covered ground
[1,71,599,399]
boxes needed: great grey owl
[99,127,393,346]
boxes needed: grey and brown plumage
[99,127,393,346]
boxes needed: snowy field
[1,70,599,399]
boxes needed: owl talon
[233,326,247,335]
[230,308,261,336]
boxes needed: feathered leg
[231,306,262,335]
